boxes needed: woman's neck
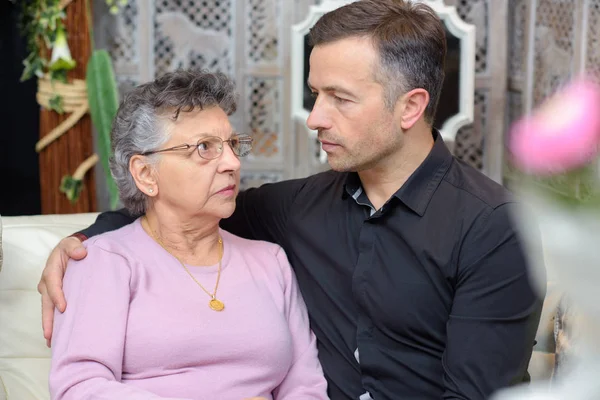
[143,210,222,266]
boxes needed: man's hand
[37,236,88,347]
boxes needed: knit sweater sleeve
[271,246,329,400]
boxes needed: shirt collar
[343,130,454,216]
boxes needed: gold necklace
[143,216,225,311]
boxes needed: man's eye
[334,96,349,104]
[310,92,318,98]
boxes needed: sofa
[0,213,99,400]
[0,212,561,399]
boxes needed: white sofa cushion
[0,213,98,400]
[0,215,4,400]
[0,213,3,274]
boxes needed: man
[38,1,544,399]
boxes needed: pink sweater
[49,219,328,400]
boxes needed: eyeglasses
[141,134,253,160]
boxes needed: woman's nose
[218,142,241,172]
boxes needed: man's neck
[358,131,434,210]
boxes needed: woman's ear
[396,88,430,131]
[130,155,158,197]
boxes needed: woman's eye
[198,141,209,151]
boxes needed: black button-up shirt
[83,133,544,399]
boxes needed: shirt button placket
[353,218,376,399]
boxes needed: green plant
[19,0,126,209]
[20,0,70,84]
[86,50,120,209]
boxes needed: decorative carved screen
[504,0,598,190]
[508,0,598,142]
[451,0,489,171]
[154,2,233,76]
[445,0,508,182]
[96,0,291,191]
[588,0,600,82]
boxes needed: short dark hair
[309,0,447,124]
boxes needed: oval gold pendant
[209,298,225,311]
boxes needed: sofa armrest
[528,281,562,382]
[0,213,99,400]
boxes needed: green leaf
[506,163,600,209]
[86,49,120,210]
[50,68,67,83]
[60,175,84,203]
[49,94,65,113]
[20,54,45,81]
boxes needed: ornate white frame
[291,0,476,163]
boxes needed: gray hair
[110,69,238,215]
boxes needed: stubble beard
[327,128,403,173]
[327,142,400,172]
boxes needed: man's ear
[130,155,158,197]
[396,88,430,130]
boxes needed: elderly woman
[49,69,328,400]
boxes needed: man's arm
[271,246,328,399]
[88,177,307,243]
[79,208,138,239]
[86,176,308,242]
[220,178,307,245]
[442,203,545,399]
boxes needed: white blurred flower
[49,27,76,71]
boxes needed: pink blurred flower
[510,77,600,175]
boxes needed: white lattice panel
[244,77,283,161]
[587,0,600,82]
[106,1,138,71]
[294,0,320,24]
[454,89,488,170]
[247,0,281,65]
[456,0,488,74]
[507,91,523,128]
[96,0,141,95]
[532,0,576,106]
[116,76,140,99]
[154,0,233,76]
[508,0,526,78]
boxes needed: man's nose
[306,97,332,132]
